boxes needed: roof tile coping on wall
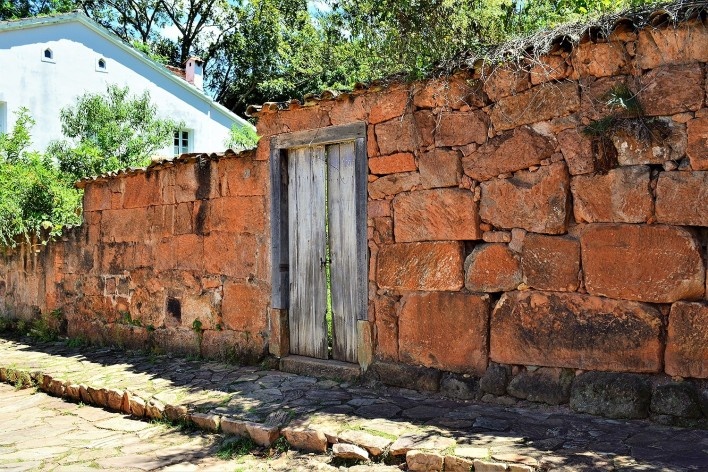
[245,2,707,118]
[74,149,254,189]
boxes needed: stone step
[279,355,362,382]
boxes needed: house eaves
[0,12,254,130]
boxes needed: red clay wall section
[254,21,708,381]
[0,151,271,360]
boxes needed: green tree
[47,84,181,180]
[0,0,75,20]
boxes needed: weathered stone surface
[651,383,702,418]
[333,443,369,461]
[369,153,417,175]
[407,450,444,472]
[479,162,570,234]
[480,363,511,396]
[570,372,651,419]
[221,418,249,436]
[413,76,483,109]
[418,149,461,189]
[106,388,124,411]
[164,403,188,422]
[483,67,531,102]
[390,434,455,455]
[572,41,628,77]
[189,413,221,432]
[462,126,554,181]
[490,291,663,372]
[666,302,708,379]
[338,430,392,456]
[375,115,417,155]
[581,224,705,303]
[655,171,708,227]
[129,395,146,417]
[506,367,574,405]
[393,189,480,242]
[222,282,267,332]
[636,23,708,70]
[490,81,580,131]
[473,459,510,472]
[571,166,653,223]
[369,87,409,124]
[246,422,281,446]
[399,292,489,374]
[374,296,399,361]
[530,54,569,84]
[369,172,421,200]
[435,111,488,147]
[687,115,708,170]
[639,63,704,116]
[580,75,632,122]
[282,427,328,453]
[145,398,165,419]
[612,119,686,165]
[376,241,464,291]
[367,361,441,392]
[557,128,596,175]
[521,234,580,292]
[445,456,475,472]
[482,231,511,243]
[440,372,479,401]
[465,244,521,292]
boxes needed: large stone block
[612,119,686,166]
[208,196,266,233]
[521,234,580,292]
[490,81,580,131]
[687,115,708,170]
[482,66,531,102]
[368,172,421,200]
[122,172,163,208]
[374,296,399,361]
[203,232,261,278]
[557,128,596,175]
[83,182,112,211]
[375,115,417,155]
[464,243,521,292]
[434,111,488,147]
[413,76,484,109]
[490,291,663,372]
[572,41,629,77]
[368,152,416,175]
[218,156,268,197]
[571,166,653,223]
[570,372,651,419]
[376,241,464,291]
[655,171,708,227]
[580,224,705,303]
[462,126,553,181]
[636,23,708,70]
[222,282,268,332]
[666,302,708,379]
[639,63,704,116]
[418,149,461,189]
[369,87,409,124]
[479,162,570,234]
[393,188,481,242]
[398,292,489,374]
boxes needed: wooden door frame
[269,122,369,356]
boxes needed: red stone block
[208,196,266,234]
[522,234,580,292]
[222,282,268,332]
[434,111,488,147]
[367,199,391,218]
[374,296,399,361]
[218,156,268,197]
[639,63,704,116]
[376,241,464,291]
[557,128,596,175]
[666,302,708,379]
[375,114,417,156]
[368,172,421,200]
[636,23,708,70]
[655,171,708,227]
[278,107,331,133]
[530,54,570,84]
[399,292,489,374]
[482,66,531,102]
[369,153,417,175]
[83,182,112,212]
[329,95,368,126]
[479,162,570,234]
[369,87,409,124]
[413,110,435,148]
[490,291,663,372]
[490,81,579,131]
[122,172,162,209]
[462,126,553,181]
[464,243,521,292]
[581,224,705,303]
[571,42,629,78]
[418,149,461,189]
[571,166,653,223]
[203,232,261,278]
[100,208,149,243]
[413,75,483,109]
[393,188,481,242]
[155,234,204,271]
[687,115,708,170]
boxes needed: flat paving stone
[1,336,708,471]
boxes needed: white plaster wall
[0,21,247,156]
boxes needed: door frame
[269,122,369,358]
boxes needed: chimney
[185,56,204,91]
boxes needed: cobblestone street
[1,336,707,471]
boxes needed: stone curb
[0,364,536,470]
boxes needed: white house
[0,12,253,157]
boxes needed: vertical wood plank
[288,146,328,359]
[270,142,289,309]
[354,137,369,322]
[328,142,359,363]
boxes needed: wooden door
[286,141,361,362]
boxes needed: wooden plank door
[327,142,359,363]
[287,146,328,359]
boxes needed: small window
[174,130,191,156]
[95,57,108,72]
[41,48,55,63]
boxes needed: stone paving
[1,335,707,471]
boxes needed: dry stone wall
[254,20,708,422]
[0,151,270,361]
